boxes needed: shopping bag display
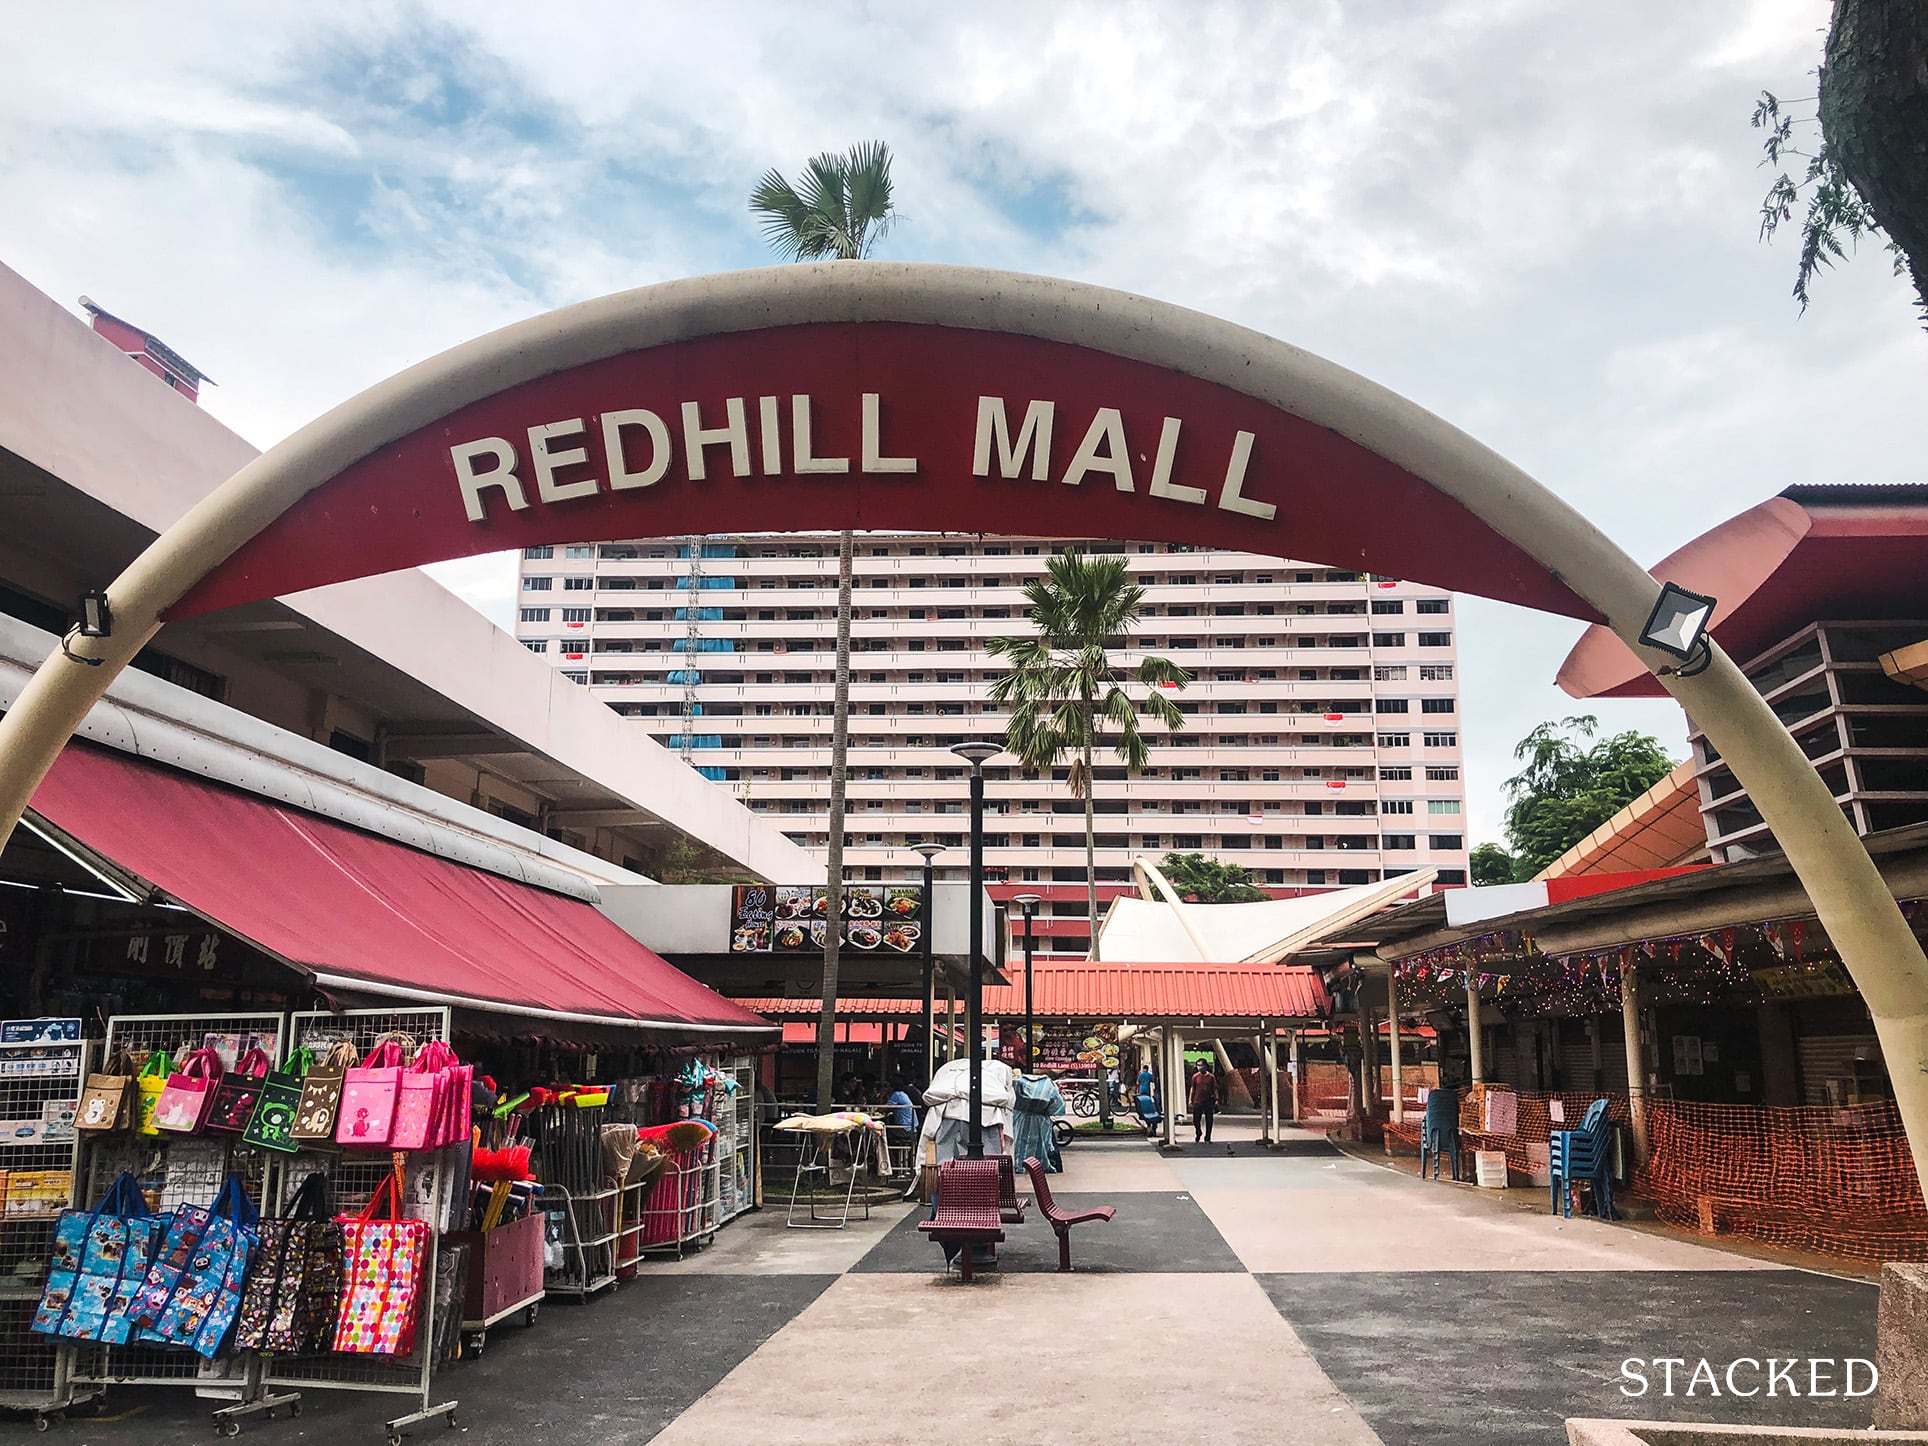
[243,1046,310,1154]
[152,1047,224,1135]
[333,1174,431,1356]
[233,1170,344,1355]
[31,1172,164,1344]
[76,1052,136,1133]
[205,1046,270,1134]
[291,1041,357,1143]
[134,1049,173,1136]
[335,1036,411,1150]
[130,1173,258,1358]
[390,1041,455,1152]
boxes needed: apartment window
[1418,632,1452,647]
[519,607,551,623]
[522,638,548,653]
[1423,731,1458,747]
[1382,800,1415,815]
[1383,834,1416,850]
[1420,698,1455,714]
[1371,632,1405,647]
[1260,769,1280,782]
[1429,834,1464,850]
[1427,799,1462,815]
[1377,732,1410,748]
[1370,600,1404,615]
[523,545,554,560]
[1373,665,1407,681]
[1305,869,1327,884]
[561,670,587,684]
[561,607,591,623]
[1374,698,1408,714]
[1416,599,1449,614]
[522,577,553,592]
[1425,766,1460,781]
[1419,664,1455,681]
[1381,766,1413,780]
[564,544,595,559]
[1175,834,1204,850]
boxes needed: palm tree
[988,550,1189,1118]
[749,143,897,1111]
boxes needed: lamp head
[949,740,1002,768]
[1638,581,1717,661]
[1012,893,1042,917]
[910,842,945,861]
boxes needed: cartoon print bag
[243,1046,310,1154]
[204,1046,270,1134]
[333,1174,431,1356]
[390,1041,455,1152]
[134,1049,173,1136]
[233,1170,343,1355]
[152,1047,224,1135]
[76,1049,137,1133]
[30,1172,164,1344]
[291,1041,357,1143]
[335,1035,411,1150]
[134,1173,258,1358]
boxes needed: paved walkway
[37,1121,1881,1445]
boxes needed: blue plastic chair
[1550,1098,1614,1218]
[1136,1092,1163,1132]
[1419,1086,1461,1181]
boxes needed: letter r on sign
[452,437,528,522]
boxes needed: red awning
[746,966,1329,1023]
[28,742,772,1035]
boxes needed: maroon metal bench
[997,1153,1027,1224]
[918,1158,1005,1281]
[1022,1156,1115,1272]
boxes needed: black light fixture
[1639,581,1716,667]
[78,590,112,639]
[1012,893,1042,1076]
[910,841,945,1084]
[948,739,1002,1156]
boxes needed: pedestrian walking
[1188,1061,1220,1143]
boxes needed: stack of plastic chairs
[1419,1086,1461,1181]
[1550,1097,1614,1218]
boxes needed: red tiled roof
[741,964,1329,1023]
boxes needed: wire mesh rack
[0,1033,92,1427]
[70,1012,284,1417]
[262,1008,460,1444]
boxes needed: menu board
[730,884,925,954]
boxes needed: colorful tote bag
[243,1047,310,1154]
[292,1041,357,1143]
[152,1047,225,1136]
[233,1171,343,1355]
[31,1172,165,1345]
[335,1036,411,1150]
[390,1042,455,1152]
[333,1175,431,1356]
[135,1049,173,1135]
[131,1173,258,1358]
[205,1046,270,1135]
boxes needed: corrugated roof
[740,963,1330,1022]
[1535,760,1709,878]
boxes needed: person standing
[1188,1061,1220,1144]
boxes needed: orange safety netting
[1636,1098,1928,1263]
[1293,1061,1439,1128]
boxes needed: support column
[1265,1032,1281,1145]
[1466,977,1485,1085]
[1619,958,1650,1169]
[1359,998,1380,1128]
[1161,1026,1178,1150]
[944,983,957,1063]
[1287,1030,1301,1123]
[1389,970,1406,1127]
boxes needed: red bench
[1022,1156,1116,1272]
[918,1158,1005,1281]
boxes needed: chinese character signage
[730,884,924,954]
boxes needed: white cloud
[3,0,1922,851]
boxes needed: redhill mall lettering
[449,394,1277,526]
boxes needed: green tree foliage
[748,141,896,261]
[1498,716,1674,879]
[1159,852,1270,904]
[1752,90,1903,312]
[1468,843,1517,886]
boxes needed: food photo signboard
[730,884,924,955]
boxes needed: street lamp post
[950,739,1001,1158]
[910,842,945,1086]
[1013,894,1041,1075]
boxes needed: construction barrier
[1294,1061,1439,1128]
[1636,1098,1928,1263]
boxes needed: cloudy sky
[4,0,1925,846]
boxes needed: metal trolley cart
[0,1029,100,1432]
